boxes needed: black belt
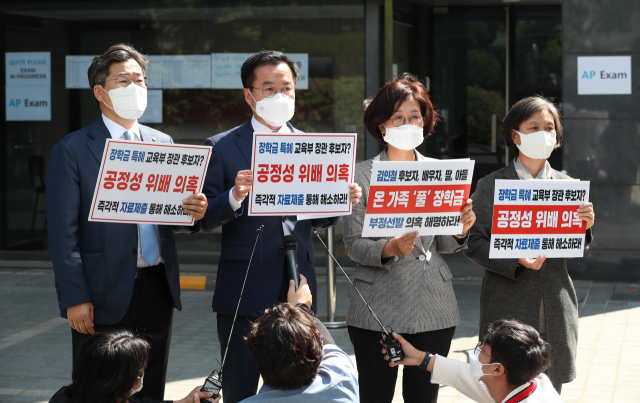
[136,263,164,279]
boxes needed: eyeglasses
[250,84,295,99]
[474,342,498,361]
[390,113,424,127]
[106,75,149,88]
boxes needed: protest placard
[489,179,590,259]
[88,139,211,225]
[248,133,356,216]
[361,159,475,237]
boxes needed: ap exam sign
[577,56,631,95]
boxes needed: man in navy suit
[47,44,208,400]
[200,50,362,403]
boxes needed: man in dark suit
[200,50,361,403]
[47,44,208,400]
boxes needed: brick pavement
[0,267,638,403]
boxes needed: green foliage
[466,85,505,144]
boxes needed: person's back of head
[246,303,324,391]
[483,319,551,386]
[65,330,150,403]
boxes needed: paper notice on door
[65,55,94,89]
[163,55,212,89]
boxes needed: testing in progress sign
[362,159,475,237]
[89,139,211,225]
[249,133,356,216]
[490,179,590,259]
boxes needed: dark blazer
[47,116,196,325]
[463,159,593,384]
[201,121,338,317]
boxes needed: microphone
[283,235,300,290]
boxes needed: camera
[200,369,222,403]
[381,328,405,362]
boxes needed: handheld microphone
[283,235,300,290]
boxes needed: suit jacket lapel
[502,159,520,180]
[139,125,153,143]
[86,116,111,164]
[235,121,255,165]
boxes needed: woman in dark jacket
[49,330,216,403]
[463,96,595,393]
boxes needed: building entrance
[392,3,562,190]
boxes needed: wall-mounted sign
[6,52,51,87]
[138,90,163,124]
[66,55,94,89]
[6,86,51,121]
[578,56,632,95]
[211,53,309,90]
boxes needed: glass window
[0,0,365,251]
[515,8,562,92]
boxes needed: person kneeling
[50,330,217,403]
[383,319,562,403]
[242,275,359,402]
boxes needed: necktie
[122,130,160,265]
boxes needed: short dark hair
[65,330,150,403]
[363,73,439,145]
[240,50,300,89]
[482,319,551,386]
[246,303,323,390]
[502,96,563,157]
[87,43,149,89]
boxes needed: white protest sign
[211,53,308,90]
[249,133,356,216]
[362,159,475,237]
[577,56,631,95]
[489,179,590,259]
[89,139,211,225]
[6,52,51,87]
[6,86,51,121]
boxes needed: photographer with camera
[241,274,359,402]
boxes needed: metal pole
[323,226,346,328]
[327,226,336,322]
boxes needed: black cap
[283,235,297,251]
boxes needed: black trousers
[348,325,456,403]
[72,266,174,401]
[216,264,291,403]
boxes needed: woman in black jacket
[49,330,216,403]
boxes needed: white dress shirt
[102,114,164,268]
[228,115,293,211]
[430,355,562,403]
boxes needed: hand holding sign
[458,199,476,236]
[577,202,595,229]
[181,193,208,221]
[233,170,253,202]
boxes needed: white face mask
[383,124,424,151]
[515,130,556,160]
[131,375,143,394]
[251,92,295,128]
[469,350,496,382]
[101,84,147,120]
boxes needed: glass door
[431,7,507,190]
